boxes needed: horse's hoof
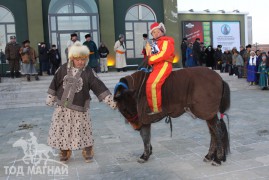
[203,157,211,162]
[137,154,149,163]
[137,158,147,163]
[221,155,226,162]
[212,160,221,166]
[203,155,212,162]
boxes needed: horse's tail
[219,80,230,114]
[219,80,231,155]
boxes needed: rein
[126,114,138,122]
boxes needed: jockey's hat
[149,22,166,34]
[143,34,148,38]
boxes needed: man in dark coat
[243,44,252,78]
[5,36,21,78]
[180,37,188,67]
[214,45,223,70]
[38,42,50,75]
[205,45,215,69]
[192,38,201,66]
[48,44,61,75]
[83,34,99,73]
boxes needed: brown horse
[114,67,230,166]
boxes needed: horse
[114,67,230,166]
[13,137,58,166]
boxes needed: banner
[182,21,211,47]
[212,22,240,51]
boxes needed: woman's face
[73,58,86,68]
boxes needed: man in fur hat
[243,44,252,78]
[5,36,21,78]
[145,22,175,115]
[83,34,99,73]
[114,34,127,72]
[193,38,201,66]
[181,37,188,67]
[66,33,79,62]
[19,40,39,81]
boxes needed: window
[125,4,156,58]
[48,0,99,63]
[0,6,15,54]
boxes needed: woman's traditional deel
[46,42,116,163]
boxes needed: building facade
[0,0,250,72]
[0,0,180,68]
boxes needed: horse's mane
[123,71,148,91]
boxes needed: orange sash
[116,50,125,54]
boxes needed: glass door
[58,33,71,64]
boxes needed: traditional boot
[59,150,72,162]
[10,72,14,79]
[15,71,20,78]
[35,74,39,81]
[82,146,94,163]
[26,75,30,81]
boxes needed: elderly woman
[258,52,269,90]
[247,51,257,85]
[46,42,116,163]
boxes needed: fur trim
[68,41,89,70]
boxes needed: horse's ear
[120,78,129,87]
[114,93,121,101]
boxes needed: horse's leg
[204,122,217,162]
[205,115,225,166]
[137,124,152,163]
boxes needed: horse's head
[13,137,26,148]
[114,78,138,121]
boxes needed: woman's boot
[82,146,94,163]
[60,150,72,162]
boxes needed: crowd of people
[2,33,128,82]
[181,38,269,90]
[2,33,269,90]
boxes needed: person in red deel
[146,22,175,115]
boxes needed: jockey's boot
[60,150,72,162]
[82,146,94,163]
